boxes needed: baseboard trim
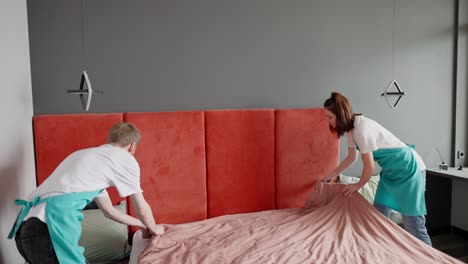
[453,226,468,239]
[429,227,453,236]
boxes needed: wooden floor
[432,230,468,263]
[111,257,129,264]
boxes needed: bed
[32,109,461,264]
[132,183,460,264]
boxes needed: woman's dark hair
[323,92,355,137]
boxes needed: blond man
[9,122,162,264]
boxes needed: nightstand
[426,168,468,234]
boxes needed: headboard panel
[32,108,340,228]
[125,112,207,228]
[275,109,339,208]
[33,113,124,205]
[205,109,275,218]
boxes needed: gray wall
[452,0,468,232]
[0,1,36,263]
[452,179,468,231]
[456,0,468,167]
[28,0,456,174]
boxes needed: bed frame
[33,108,339,236]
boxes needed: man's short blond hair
[107,122,141,146]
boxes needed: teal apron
[373,147,426,216]
[8,189,103,264]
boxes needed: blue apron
[373,147,426,216]
[8,189,103,264]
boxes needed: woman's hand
[322,175,337,183]
[343,183,360,197]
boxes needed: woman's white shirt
[345,115,426,170]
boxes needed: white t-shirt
[25,144,142,223]
[345,115,426,170]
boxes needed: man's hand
[343,183,360,197]
[141,224,165,238]
[141,228,151,239]
[154,224,165,235]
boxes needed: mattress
[131,183,461,264]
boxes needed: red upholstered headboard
[275,109,339,208]
[205,109,276,218]
[33,113,125,205]
[125,111,207,233]
[33,108,339,230]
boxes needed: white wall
[0,0,36,263]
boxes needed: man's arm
[94,195,145,228]
[130,192,163,236]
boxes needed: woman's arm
[343,152,375,196]
[323,147,359,182]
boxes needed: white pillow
[339,174,403,224]
[338,174,380,204]
[80,201,131,263]
[129,230,150,264]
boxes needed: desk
[426,168,468,182]
[426,168,468,234]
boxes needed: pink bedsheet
[139,183,462,264]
